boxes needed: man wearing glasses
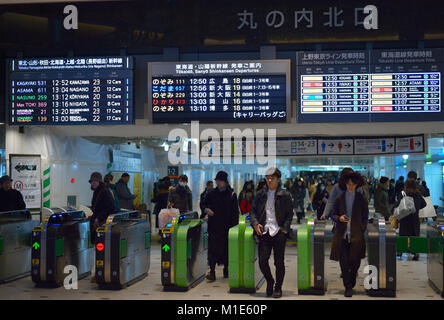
[249,167,294,298]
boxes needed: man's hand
[93,218,100,228]
[167,202,174,209]
[339,215,349,223]
[254,224,264,236]
[203,216,209,222]
[279,227,288,234]
[320,214,327,220]
[207,209,215,216]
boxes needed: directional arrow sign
[32,242,39,250]
[14,164,37,172]
[162,244,170,252]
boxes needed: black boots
[273,286,282,298]
[223,267,228,278]
[266,280,274,297]
[206,270,216,282]
[344,287,353,297]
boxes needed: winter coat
[115,179,136,210]
[168,184,192,214]
[249,184,294,235]
[106,183,121,211]
[398,192,426,237]
[330,191,369,261]
[0,188,26,212]
[374,183,391,218]
[240,199,252,215]
[201,186,239,265]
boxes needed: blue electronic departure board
[148,60,291,123]
[297,49,444,123]
[7,56,134,125]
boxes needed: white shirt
[264,189,279,237]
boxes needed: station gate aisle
[0,235,440,300]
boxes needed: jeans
[339,239,361,289]
[258,231,287,288]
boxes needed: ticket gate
[297,218,327,295]
[228,214,265,293]
[0,210,39,283]
[31,210,93,287]
[95,210,151,289]
[427,217,444,297]
[160,211,208,291]
[366,217,396,297]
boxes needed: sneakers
[266,280,275,297]
[412,253,419,261]
[273,286,282,298]
[223,267,228,279]
[344,288,353,297]
[206,270,216,282]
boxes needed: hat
[0,175,12,184]
[214,171,228,182]
[265,167,281,178]
[89,172,103,183]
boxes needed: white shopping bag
[419,196,436,218]
[158,208,180,228]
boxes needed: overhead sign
[8,56,134,125]
[148,60,291,123]
[200,134,424,157]
[318,138,354,155]
[297,48,444,123]
[9,154,41,209]
[354,137,395,155]
[395,135,424,153]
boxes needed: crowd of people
[0,165,437,298]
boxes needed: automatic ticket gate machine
[228,214,265,293]
[160,211,208,291]
[95,210,151,289]
[31,210,93,287]
[297,217,327,295]
[427,217,444,297]
[366,217,397,297]
[0,210,39,283]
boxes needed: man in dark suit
[0,175,26,212]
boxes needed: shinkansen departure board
[297,49,444,123]
[8,57,134,125]
[148,60,290,123]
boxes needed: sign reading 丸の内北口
[9,155,41,209]
[8,56,134,125]
[297,49,443,123]
[148,60,291,123]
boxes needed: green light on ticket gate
[32,242,39,250]
[162,244,170,252]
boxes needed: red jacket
[240,200,252,215]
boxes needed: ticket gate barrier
[0,210,39,283]
[297,217,327,295]
[427,217,444,297]
[31,210,93,287]
[95,210,150,289]
[366,218,396,297]
[160,211,208,291]
[228,214,265,293]
[396,236,428,254]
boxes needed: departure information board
[297,49,444,123]
[148,60,290,123]
[8,57,134,125]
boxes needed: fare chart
[8,57,134,125]
[148,60,290,123]
[297,49,444,122]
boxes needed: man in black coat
[201,171,239,282]
[0,175,26,212]
[89,172,115,243]
[250,167,294,298]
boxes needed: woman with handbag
[398,179,427,261]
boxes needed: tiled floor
[0,241,441,300]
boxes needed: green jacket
[374,183,391,218]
